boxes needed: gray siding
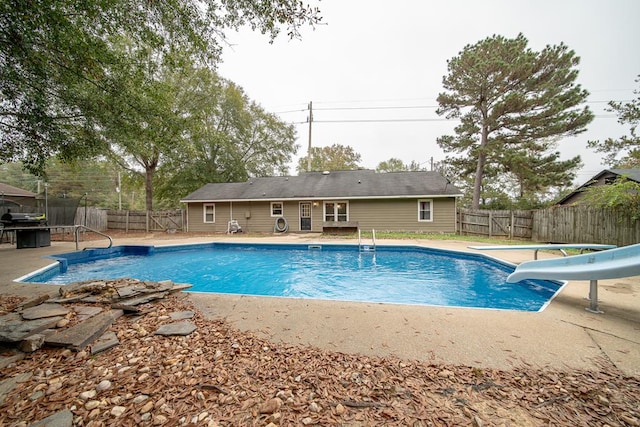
[186,197,457,233]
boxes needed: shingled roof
[0,182,37,198]
[555,168,640,205]
[181,170,462,202]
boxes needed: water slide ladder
[358,229,376,252]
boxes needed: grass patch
[319,231,528,245]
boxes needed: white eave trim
[180,194,464,203]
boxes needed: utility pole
[306,101,313,172]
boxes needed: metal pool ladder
[358,229,376,252]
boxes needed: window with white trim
[324,201,348,222]
[203,203,215,223]
[418,199,432,222]
[271,202,284,217]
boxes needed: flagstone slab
[116,284,146,298]
[0,313,64,343]
[170,283,192,292]
[116,291,168,306]
[155,321,197,336]
[48,293,91,304]
[91,331,120,355]
[73,305,103,321]
[45,309,123,350]
[169,310,195,320]
[0,350,25,369]
[0,372,32,405]
[29,409,73,427]
[21,303,70,320]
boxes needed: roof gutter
[180,194,464,203]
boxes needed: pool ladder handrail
[358,229,376,252]
[74,225,113,250]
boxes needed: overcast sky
[218,0,640,184]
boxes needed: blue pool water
[21,243,562,311]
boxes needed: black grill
[1,212,47,227]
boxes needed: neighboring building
[181,170,463,234]
[556,168,640,205]
[0,182,38,209]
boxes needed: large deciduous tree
[296,144,362,174]
[94,41,189,211]
[436,34,593,208]
[587,76,640,168]
[154,68,298,207]
[0,0,321,175]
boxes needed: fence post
[146,210,149,233]
[510,211,514,240]
[125,210,129,233]
[488,211,493,238]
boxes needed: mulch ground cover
[1,294,639,426]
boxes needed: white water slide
[507,243,640,313]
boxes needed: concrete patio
[1,233,638,377]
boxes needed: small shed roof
[608,168,640,182]
[555,168,640,205]
[181,170,462,202]
[0,182,37,198]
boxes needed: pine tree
[436,34,593,208]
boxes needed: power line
[290,114,617,125]
[274,99,631,115]
[314,118,453,123]
[313,105,439,111]
[271,107,308,114]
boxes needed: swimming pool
[19,242,563,311]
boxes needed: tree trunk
[145,166,154,211]
[472,153,485,209]
[472,123,490,209]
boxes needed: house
[180,170,463,234]
[556,168,640,205]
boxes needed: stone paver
[91,331,120,355]
[45,309,124,350]
[155,321,197,336]
[169,310,195,320]
[0,313,63,343]
[28,409,73,427]
[0,372,32,405]
[73,305,103,321]
[20,303,70,320]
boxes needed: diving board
[506,243,640,313]
[468,244,616,259]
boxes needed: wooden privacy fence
[106,209,185,232]
[74,207,108,230]
[532,206,640,246]
[458,208,533,239]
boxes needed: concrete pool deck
[1,233,639,377]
